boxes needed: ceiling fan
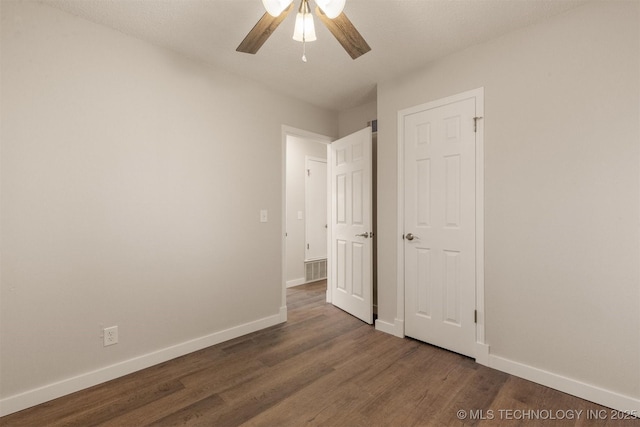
[237,0,371,61]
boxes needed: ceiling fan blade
[315,6,371,59]
[237,4,293,54]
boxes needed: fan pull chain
[302,39,307,62]
[301,6,308,63]
[300,0,310,63]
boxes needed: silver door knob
[405,233,418,241]
[355,232,369,238]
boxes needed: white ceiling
[43,0,586,111]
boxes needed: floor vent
[305,259,327,283]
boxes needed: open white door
[329,127,373,324]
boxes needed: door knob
[405,233,418,241]
[355,232,370,238]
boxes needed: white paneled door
[330,127,373,324]
[403,96,477,357]
[305,157,327,261]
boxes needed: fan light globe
[293,12,317,41]
[262,0,293,17]
[315,0,346,19]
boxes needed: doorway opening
[281,125,377,327]
[281,126,333,313]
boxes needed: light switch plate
[260,209,268,223]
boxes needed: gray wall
[377,0,639,400]
[338,101,377,138]
[0,0,337,408]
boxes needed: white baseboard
[474,342,490,366]
[286,277,306,288]
[488,353,640,415]
[375,318,404,338]
[0,311,286,417]
[279,305,288,323]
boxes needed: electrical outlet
[103,326,118,347]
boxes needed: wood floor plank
[256,312,364,367]
[102,356,266,426]
[170,361,335,427]
[60,379,186,427]
[239,326,405,426]
[101,386,221,427]
[145,394,226,427]
[333,345,472,426]
[216,313,327,358]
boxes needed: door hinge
[474,310,478,324]
[307,169,311,176]
[473,116,483,133]
[307,243,310,250]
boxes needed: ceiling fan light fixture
[315,0,346,19]
[293,11,317,42]
[293,0,316,62]
[237,0,369,60]
[261,0,293,17]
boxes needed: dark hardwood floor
[1,281,636,426]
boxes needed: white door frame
[395,88,488,364]
[281,126,333,315]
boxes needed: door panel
[330,127,373,324]
[404,97,476,357]
[305,158,327,260]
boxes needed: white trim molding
[325,143,333,304]
[0,311,286,417]
[474,343,490,367]
[286,277,307,288]
[375,318,404,338]
[488,353,640,416]
[278,305,288,323]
